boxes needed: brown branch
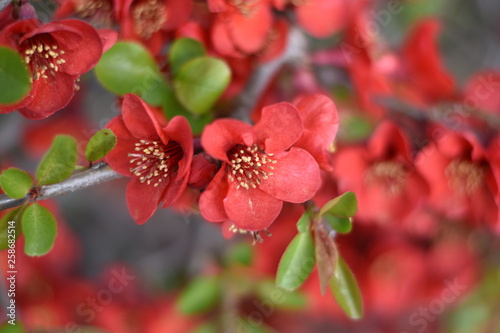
[0,162,122,212]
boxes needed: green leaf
[256,280,306,310]
[0,168,34,199]
[0,46,32,105]
[162,87,213,135]
[324,216,353,234]
[174,57,231,115]
[85,129,117,163]
[191,322,219,333]
[276,230,315,291]
[226,242,253,266]
[177,275,221,315]
[22,203,57,256]
[319,191,358,218]
[36,135,77,185]
[0,207,24,251]
[330,255,363,320]
[95,41,167,106]
[314,226,338,295]
[169,38,206,76]
[0,320,26,333]
[296,208,312,233]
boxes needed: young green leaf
[95,41,167,106]
[330,255,363,319]
[85,129,117,163]
[22,203,57,256]
[191,322,219,333]
[174,57,231,115]
[0,207,24,250]
[296,208,312,233]
[256,280,307,310]
[0,168,34,199]
[324,215,353,234]
[319,191,358,218]
[36,135,77,186]
[0,46,32,105]
[226,242,253,266]
[177,275,221,315]
[276,230,315,291]
[169,38,206,76]
[314,225,338,295]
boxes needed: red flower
[199,102,321,232]
[294,0,351,38]
[401,18,457,105]
[119,0,192,54]
[0,19,115,119]
[210,0,273,56]
[105,94,193,224]
[332,121,429,224]
[416,130,498,227]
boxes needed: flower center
[21,34,66,81]
[228,223,272,244]
[74,0,114,24]
[229,0,258,17]
[365,160,407,195]
[227,144,277,190]
[445,159,483,195]
[128,139,183,187]
[132,0,167,39]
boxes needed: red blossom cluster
[1,0,500,332]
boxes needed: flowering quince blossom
[105,94,193,224]
[332,121,429,224]
[199,102,321,233]
[0,18,116,119]
[416,130,498,228]
[119,0,193,54]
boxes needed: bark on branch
[0,162,122,211]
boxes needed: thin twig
[232,26,308,122]
[0,162,122,211]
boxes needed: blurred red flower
[200,102,321,232]
[332,121,429,224]
[0,19,115,119]
[416,130,498,227]
[105,94,193,224]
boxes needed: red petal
[121,94,164,140]
[50,19,103,75]
[201,119,255,161]
[211,16,240,57]
[224,182,283,231]
[207,0,227,12]
[199,167,229,222]
[369,121,410,160]
[163,0,193,31]
[254,102,303,154]
[20,72,75,119]
[163,116,193,178]
[225,1,272,54]
[160,174,188,208]
[126,177,167,224]
[259,148,321,203]
[402,18,456,102]
[98,29,118,53]
[104,116,137,177]
[295,0,347,38]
